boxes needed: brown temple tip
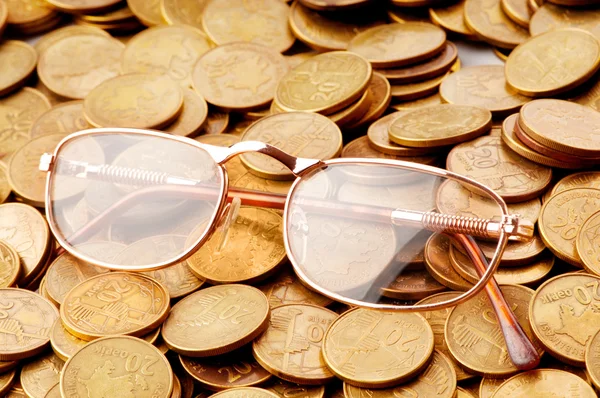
[447,233,541,371]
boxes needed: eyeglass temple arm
[447,233,541,371]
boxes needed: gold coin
[0,369,16,396]
[0,87,51,158]
[220,150,293,195]
[492,369,596,397]
[78,5,134,23]
[390,91,442,111]
[439,65,528,115]
[539,188,600,266]
[160,0,207,31]
[192,42,288,112]
[342,136,440,167]
[417,291,475,381]
[474,234,546,266]
[187,207,286,284]
[446,284,543,376]
[60,335,173,398]
[61,272,170,340]
[180,350,272,391]
[0,288,59,361]
[586,329,600,390]
[0,41,37,96]
[207,388,279,398]
[275,51,372,115]
[348,72,391,127]
[163,89,208,137]
[265,379,325,398]
[552,172,600,195]
[240,112,342,180]
[84,73,183,128]
[127,0,165,26]
[289,1,382,52]
[377,41,458,84]
[501,0,531,28]
[323,308,434,387]
[199,109,229,135]
[30,100,90,138]
[446,135,552,202]
[456,387,477,398]
[122,25,213,88]
[530,273,600,366]
[348,22,446,68]
[437,180,542,226]
[44,252,109,306]
[0,164,10,204]
[202,0,294,53]
[20,351,63,398]
[44,384,59,398]
[343,350,457,398]
[45,0,120,13]
[391,71,448,102]
[464,0,529,49]
[530,4,600,40]
[162,284,269,356]
[577,210,600,276]
[380,268,447,301]
[142,261,203,300]
[5,0,54,25]
[429,0,478,38]
[0,241,20,288]
[50,320,87,361]
[257,268,332,309]
[37,34,124,100]
[507,29,600,96]
[253,304,337,385]
[329,88,372,128]
[424,234,472,291]
[479,377,507,398]
[389,104,492,148]
[367,111,443,156]
[0,203,51,287]
[520,99,600,157]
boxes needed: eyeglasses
[40,128,539,369]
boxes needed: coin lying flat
[429,0,476,38]
[0,241,20,288]
[60,336,173,398]
[257,268,332,309]
[492,369,596,398]
[381,268,447,300]
[348,22,446,68]
[160,0,207,31]
[530,4,600,40]
[506,29,600,97]
[390,71,448,101]
[127,0,164,26]
[464,0,529,49]
[29,101,90,138]
[0,369,16,397]
[275,51,372,115]
[323,308,434,387]
[20,351,63,398]
[163,89,208,137]
[501,0,531,28]
[0,41,37,96]
[552,172,600,195]
[162,285,270,357]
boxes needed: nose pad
[214,197,241,253]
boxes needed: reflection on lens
[286,162,504,308]
[49,132,224,271]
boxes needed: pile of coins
[2,0,600,397]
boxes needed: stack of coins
[2,0,600,396]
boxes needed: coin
[266,381,325,398]
[476,235,547,267]
[38,34,123,100]
[202,0,294,53]
[44,252,109,306]
[180,349,272,391]
[186,207,286,284]
[429,0,477,38]
[127,0,164,26]
[446,135,552,202]
[446,284,543,376]
[377,41,458,84]
[342,136,440,167]
[162,284,269,356]
[520,99,600,158]
[530,4,600,40]
[342,350,457,398]
[257,268,332,309]
[84,73,183,128]
[224,155,293,195]
[348,22,446,68]
[192,42,288,112]
[142,261,203,300]
[240,112,342,180]
[208,388,279,398]
[45,0,120,13]
[539,188,600,266]
[501,0,531,28]
[20,351,63,398]
[122,25,212,88]
[507,29,600,97]
[160,0,206,30]
[275,51,372,115]
[367,112,442,156]
[323,308,434,387]
[492,369,595,397]
[0,203,51,287]
[60,335,173,398]
[586,329,600,390]
[390,71,448,101]
[381,268,448,300]
[29,101,90,138]
[4,0,54,25]
[388,104,492,148]
[424,234,472,291]
[162,89,208,137]
[464,0,529,49]
[0,41,37,96]
[61,272,170,340]
[346,72,391,129]
[0,288,59,361]
[0,241,20,288]
[199,109,229,135]
[50,320,87,361]
[416,291,475,381]
[0,88,52,159]
[439,65,528,115]
[0,369,16,396]
[577,210,600,276]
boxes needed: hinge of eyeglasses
[39,153,54,172]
